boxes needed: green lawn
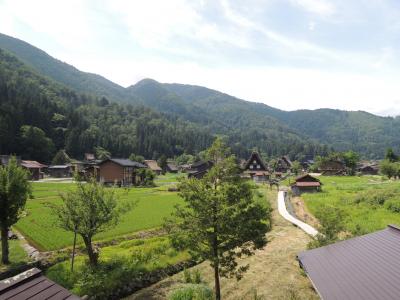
[15,174,185,251]
[303,176,400,234]
[46,236,191,297]
[0,240,29,272]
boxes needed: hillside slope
[1,32,399,158]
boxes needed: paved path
[277,191,318,237]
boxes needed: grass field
[46,236,191,297]
[128,187,318,300]
[0,240,29,272]
[303,176,400,234]
[14,174,184,251]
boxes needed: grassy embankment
[303,175,400,234]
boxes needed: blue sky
[1,0,400,115]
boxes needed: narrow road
[277,191,318,237]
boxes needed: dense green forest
[0,49,212,162]
[1,32,399,160]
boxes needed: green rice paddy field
[303,176,400,234]
[14,174,185,251]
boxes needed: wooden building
[275,155,293,173]
[319,160,346,175]
[243,151,270,182]
[144,160,162,175]
[48,165,72,178]
[166,163,179,173]
[98,158,147,186]
[0,155,21,166]
[0,268,80,299]
[291,174,321,196]
[358,162,379,175]
[21,160,47,180]
[187,160,213,179]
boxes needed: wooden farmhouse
[166,163,179,173]
[319,160,346,175]
[144,160,162,175]
[187,160,213,179]
[275,155,293,173]
[243,151,270,182]
[48,165,72,178]
[98,158,147,186]
[21,160,47,180]
[357,162,379,175]
[291,174,321,196]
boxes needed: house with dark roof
[357,162,379,175]
[298,225,400,300]
[21,160,47,180]
[243,151,270,182]
[187,160,213,179]
[166,163,179,173]
[275,155,293,173]
[319,159,346,175]
[0,268,80,299]
[144,160,162,175]
[0,155,21,166]
[291,174,321,195]
[48,165,72,178]
[98,158,147,186]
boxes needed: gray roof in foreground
[298,225,400,300]
[0,268,80,299]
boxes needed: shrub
[183,269,203,284]
[385,199,400,213]
[168,284,213,300]
[353,189,397,207]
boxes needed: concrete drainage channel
[277,190,318,237]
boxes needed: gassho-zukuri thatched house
[291,174,321,195]
[298,224,400,300]
[242,151,270,182]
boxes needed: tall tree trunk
[213,233,221,300]
[82,235,98,266]
[1,226,9,265]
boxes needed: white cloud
[291,0,335,16]
[0,0,93,48]
[0,0,399,116]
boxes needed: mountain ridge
[1,32,399,158]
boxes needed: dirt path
[126,189,318,300]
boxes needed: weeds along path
[126,188,318,300]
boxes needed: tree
[129,153,145,163]
[308,205,346,249]
[167,138,271,300]
[54,178,124,266]
[380,160,398,179]
[136,168,155,186]
[291,161,302,175]
[94,146,111,160]
[343,151,360,175]
[52,149,71,165]
[158,155,168,174]
[20,125,55,162]
[0,157,31,264]
[385,148,398,162]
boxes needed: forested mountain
[0,48,212,162]
[1,32,399,159]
